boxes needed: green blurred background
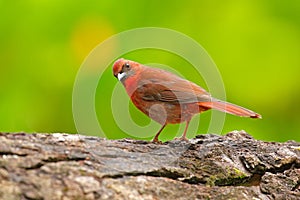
[0,0,299,142]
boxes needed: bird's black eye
[124,63,130,69]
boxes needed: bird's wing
[137,67,211,104]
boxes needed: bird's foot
[174,136,189,141]
[152,138,163,144]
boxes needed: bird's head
[113,58,140,82]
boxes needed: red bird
[113,58,261,142]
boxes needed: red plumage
[113,58,261,142]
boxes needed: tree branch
[0,131,299,199]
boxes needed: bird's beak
[117,72,126,81]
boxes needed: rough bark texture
[0,131,299,200]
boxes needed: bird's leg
[179,120,190,141]
[152,124,166,143]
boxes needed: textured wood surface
[0,131,299,200]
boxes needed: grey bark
[0,131,299,200]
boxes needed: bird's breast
[123,76,140,97]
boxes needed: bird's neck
[122,74,139,97]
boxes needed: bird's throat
[123,75,139,97]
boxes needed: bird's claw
[174,136,189,141]
[152,138,163,144]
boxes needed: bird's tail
[199,99,261,118]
